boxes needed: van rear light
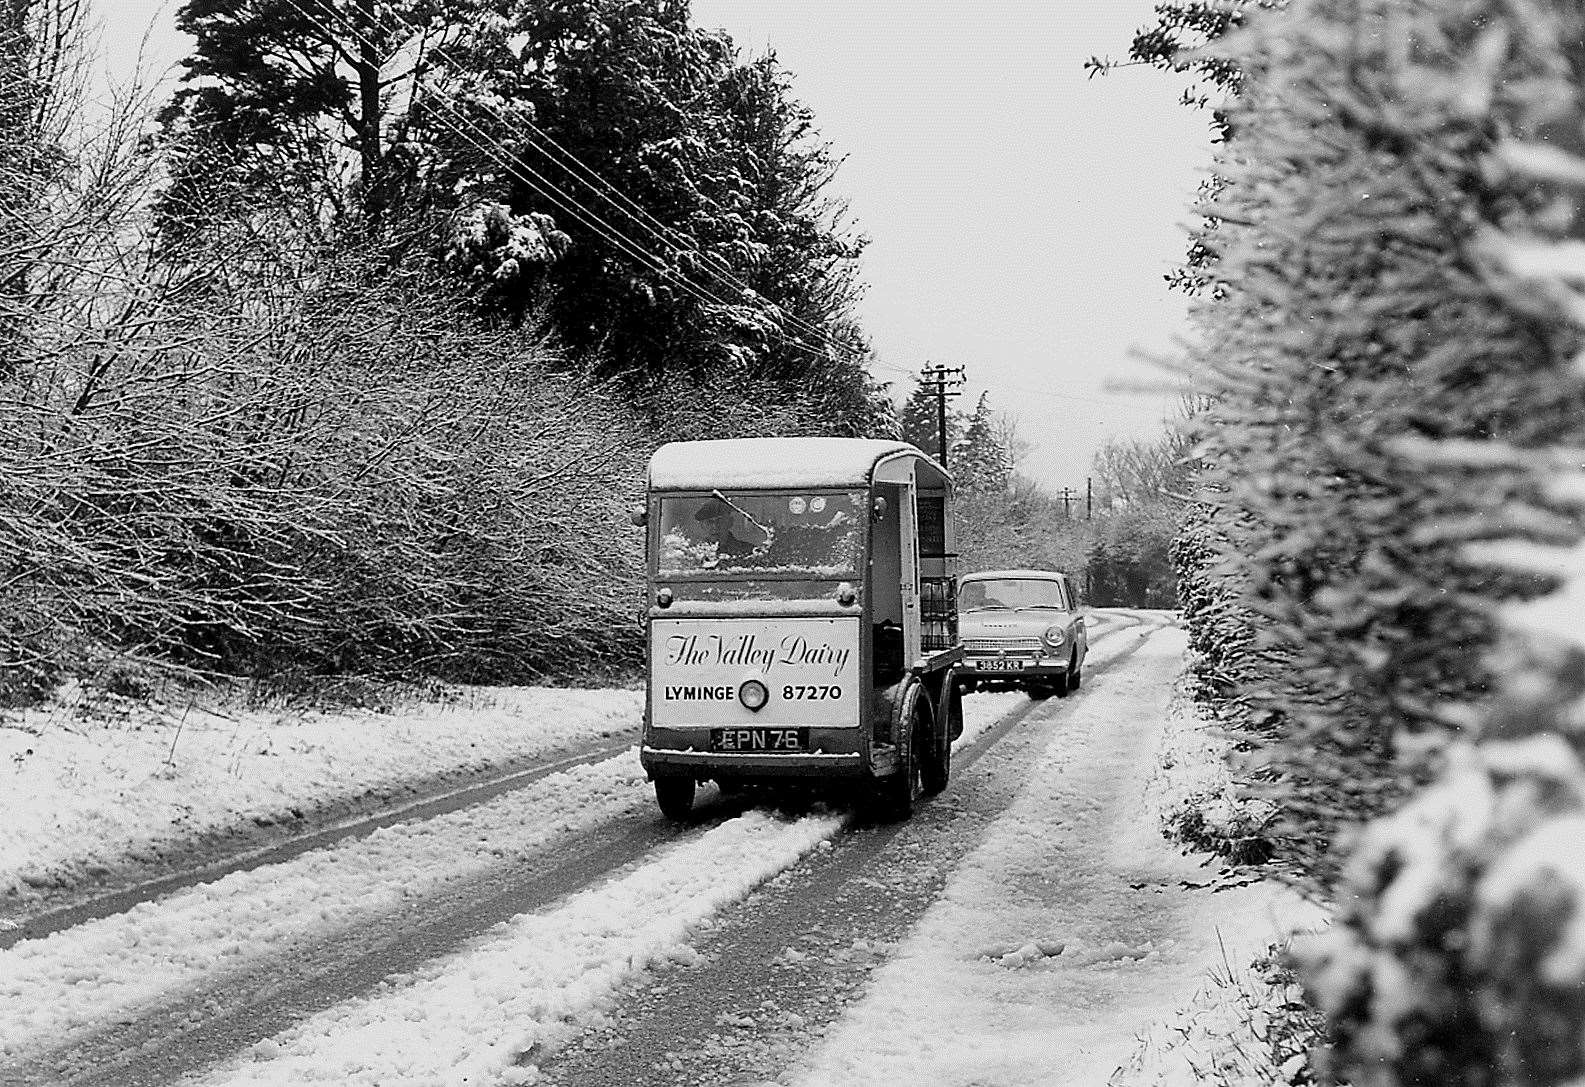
[739,679,769,712]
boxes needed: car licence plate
[710,727,811,753]
[976,658,1028,672]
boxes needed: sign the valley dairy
[650,618,860,728]
[661,632,852,678]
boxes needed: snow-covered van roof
[648,438,947,491]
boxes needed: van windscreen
[657,492,864,578]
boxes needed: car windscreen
[657,492,864,578]
[959,578,1066,611]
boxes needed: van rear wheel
[654,777,695,821]
[922,680,959,795]
[878,685,930,820]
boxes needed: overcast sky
[88,1,1212,489]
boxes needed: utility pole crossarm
[918,362,965,469]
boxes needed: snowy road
[0,610,1303,1087]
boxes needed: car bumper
[959,654,1067,681]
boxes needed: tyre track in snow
[3,732,961,1084]
[530,618,1173,1087]
[5,611,1148,951]
[790,623,1316,1087]
[1,734,637,951]
[2,613,1163,1087]
[4,792,692,1087]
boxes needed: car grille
[964,637,1043,652]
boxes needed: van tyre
[922,678,960,795]
[1069,656,1083,691]
[654,777,695,821]
[878,682,930,820]
[942,672,965,741]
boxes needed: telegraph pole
[1086,477,1093,520]
[918,362,965,467]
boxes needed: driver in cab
[695,498,755,560]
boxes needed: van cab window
[657,492,865,577]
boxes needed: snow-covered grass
[1110,937,1329,1087]
[0,685,641,912]
[1115,670,1330,1087]
[1145,678,1276,864]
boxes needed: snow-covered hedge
[1178,0,1585,876]
[0,79,653,693]
[1178,0,1585,1082]
[1308,732,1585,1084]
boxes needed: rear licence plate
[710,727,810,753]
[976,658,1029,672]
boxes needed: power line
[302,4,742,304]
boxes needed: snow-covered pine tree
[161,0,882,431]
[956,392,1009,493]
[896,376,963,458]
[163,0,484,238]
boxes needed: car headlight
[1042,625,1066,647]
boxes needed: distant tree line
[1133,0,1585,1083]
[895,376,1187,602]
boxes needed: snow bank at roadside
[0,686,641,909]
[1144,686,1276,862]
